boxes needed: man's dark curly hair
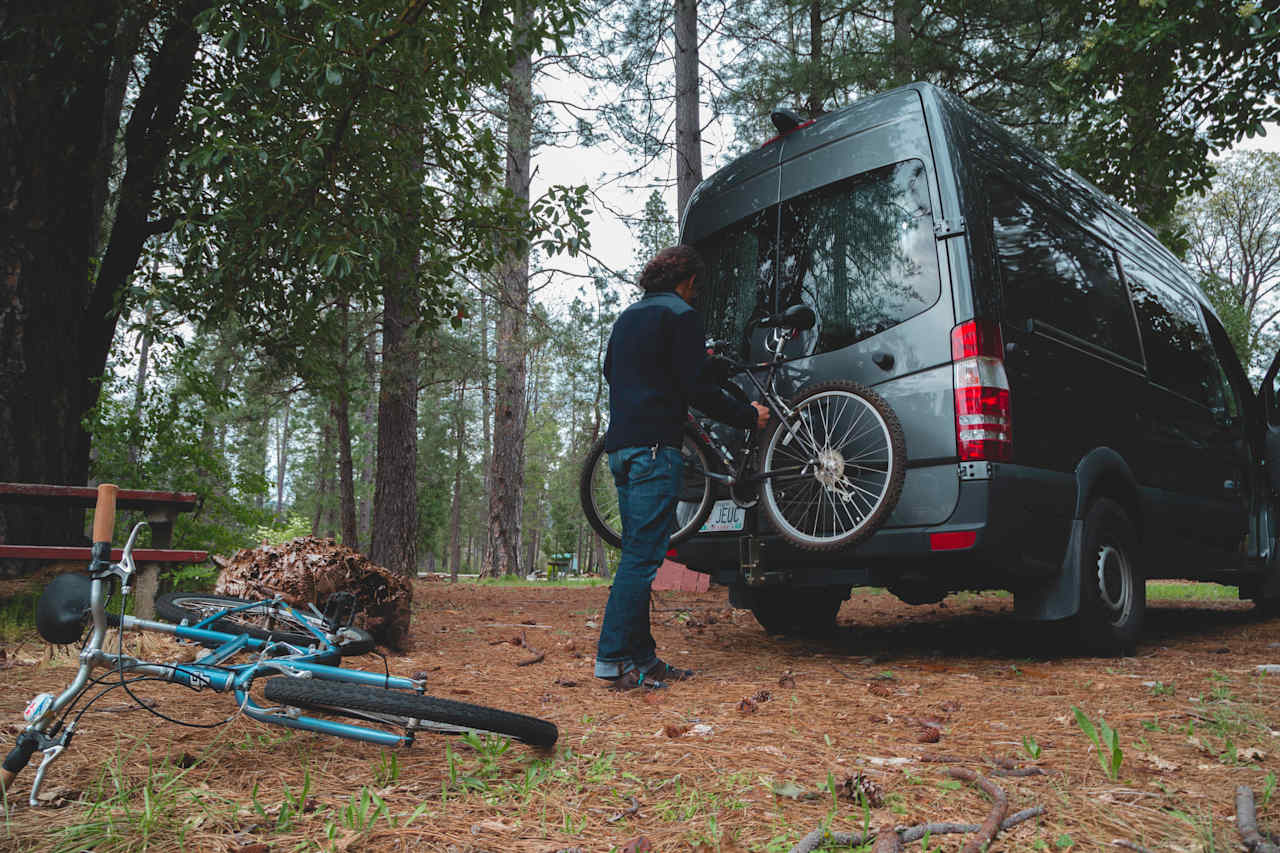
[637,245,706,293]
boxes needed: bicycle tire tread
[262,678,558,747]
[761,380,906,551]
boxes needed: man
[596,245,770,690]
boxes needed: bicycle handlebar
[92,483,119,544]
[1,731,39,791]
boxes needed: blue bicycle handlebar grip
[1,730,39,790]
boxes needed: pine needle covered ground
[2,578,1277,851]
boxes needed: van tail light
[951,320,1011,462]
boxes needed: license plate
[700,500,745,533]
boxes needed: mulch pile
[213,536,412,650]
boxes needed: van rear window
[696,160,941,356]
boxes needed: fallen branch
[787,806,1045,853]
[491,630,546,665]
[1112,840,1155,853]
[1236,785,1280,853]
[871,823,901,853]
[606,796,641,824]
[946,767,1008,853]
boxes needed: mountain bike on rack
[580,304,907,553]
[1,485,558,808]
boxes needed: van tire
[1075,499,1144,656]
[740,584,849,635]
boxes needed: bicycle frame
[687,324,810,491]
[3,487,426,808]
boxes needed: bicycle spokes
[763,386,898,547]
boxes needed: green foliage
[1072,705,1123,781]
[253,514,312,546]
[172,0,589,351]
[87,333,272,559]
[635,190,676,265]
[1176,151,1280,378]
[1054,0,1280,232]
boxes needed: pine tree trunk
[893,0,917,86]
[807,0,824,116]
[448,380,466,581]
[484,16,533,578]
[674,0,702,220]
[333,302,360,549]
[333,390,359,550]
[274,396,291,523]
[312,414,334,536]
[358,333,377,544]
[369,259,420,576]
[479,292,493,572]
[129,289,156,471]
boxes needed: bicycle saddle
[36,572,93,645]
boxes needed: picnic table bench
[0,482,208,619]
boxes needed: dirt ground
[1,579,1278,852]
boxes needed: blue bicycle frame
[8,519,426,807]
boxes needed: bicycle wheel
[760,381,905,551]
[155,592,362,652]
[262,678,558,747]
[579,425,716,548]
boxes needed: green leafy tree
[1177,151,1280,377]
[1054,0,1280,236]
[635,190,677,264]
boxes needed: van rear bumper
[672,462,1075,589]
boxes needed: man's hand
[751,402,770,430]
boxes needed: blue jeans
[594,445,683,678]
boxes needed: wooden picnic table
[0,482,207,618]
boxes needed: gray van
[673,82,1280,655]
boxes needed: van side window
[776,159,941,353]
[989,184,1141,362]
[1124,265,1225,410]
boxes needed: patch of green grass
[1146,581,1238,601]
[469,575,609,588]
[0,589,40,641]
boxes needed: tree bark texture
[312,413,334,537]
[129,290,156,471]
[485,13,533,578]
[0,1,207,548]
[892,0,917,87]
[333,390,359,550]
[807,0,824,117]
[674,0,702,221]
[358,332,377,544]
[448,380,466,581]
[369,263,420,576]
[479,291,493,571]
[332,303,360,550]
[274,397,292,522]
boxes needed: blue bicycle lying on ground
[1,484,558,808]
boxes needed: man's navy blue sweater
[604,290,756,452]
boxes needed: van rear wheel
[1075,498,1144,656]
